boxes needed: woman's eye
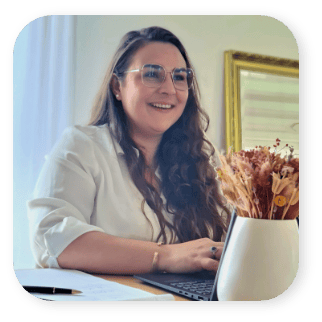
[144,71,159,79]
[173,74,186,82]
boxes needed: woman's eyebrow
[143,63,188,71]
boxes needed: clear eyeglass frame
[122,64,194,91]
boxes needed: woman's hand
[158,238,224,274]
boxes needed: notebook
[134,209,237,301]
[15,268,175,301]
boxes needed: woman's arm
[57,231,162,274]
[57,231,223,275]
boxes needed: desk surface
[96,274,189,301]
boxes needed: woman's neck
[130,131,162,168]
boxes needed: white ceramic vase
[216,216,299,301]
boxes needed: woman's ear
[111,74,122,100]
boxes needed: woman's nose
[158,72,176,95]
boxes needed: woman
[28,26,231,274]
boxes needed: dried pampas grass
[216,139,299,220]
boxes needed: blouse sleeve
[27,127,105,268]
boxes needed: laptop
[134,209,237,301]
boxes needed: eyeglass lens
[142,64,193,90]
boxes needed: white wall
[73,15,299,152]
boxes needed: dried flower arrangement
[216,139,299,220]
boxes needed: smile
[149,103,174,109]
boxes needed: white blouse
[27,125,176,268]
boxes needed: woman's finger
[200,257,219,272]
[208,246,223,260]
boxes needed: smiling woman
[27,26,232,275]
[112,42,189,150]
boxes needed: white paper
[15,269,175,301]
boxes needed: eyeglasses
[123,64,194,91]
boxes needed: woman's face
[115,42,189,139]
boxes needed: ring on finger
[209,246,218,257]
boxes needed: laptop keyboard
[170,280,214,295]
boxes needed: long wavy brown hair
[89,26,230,243]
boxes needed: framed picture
[224,50,299,155]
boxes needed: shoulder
[49,124,120,160]
[59,124,111,145]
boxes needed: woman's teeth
[150,103,173,109]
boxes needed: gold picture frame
[224,50,299,153]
